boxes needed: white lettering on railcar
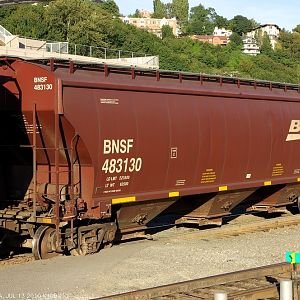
[101,139,142,174]
[101,157,142,174]
[103,189,121,194]
[171,147,177,159]
[34,77,47,83]
[103,139,134,154]
[176,179,186,186]
[286,120,300,141]
[34,84,53,91]
[33,77,53,91]
[100,98,119,105]
[22,114,41,134]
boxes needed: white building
[246,24,280,49]
[213,27,232,37]
[242,37,260,55]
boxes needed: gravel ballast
[0,215,298,299]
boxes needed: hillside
[0,0,299,83]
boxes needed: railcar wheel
[32,226,60,260]
[297,196,300,212]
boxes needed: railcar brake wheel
[32,226,59,260]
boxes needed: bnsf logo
[286,120,300,141]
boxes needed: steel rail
[117,213,300,245]
[98,263,299,300]
[154,214,300,243]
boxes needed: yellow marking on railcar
[169,191,179,198]
[297,178,300,182]
[112,196,136,204]
[201,169,217,184]
[218,186,228,192]
[264,181,272,186]
[41,218,52,224]
[272,163,284,176]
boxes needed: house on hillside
[191,35,229,46]
[242,37,260,55]
[191,26,232,46]
[213,27,232,37]
[246,24,281,49]
[139,9,151,18]
[120,15,181,38]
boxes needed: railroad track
[148,213,300,243]
[1,212,300,265]
[99,263,300,300]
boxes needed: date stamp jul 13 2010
[0,293,87,300]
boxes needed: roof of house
[192,35,228,41]
[252,24,281,31]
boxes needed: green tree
[239,55,255,73]
[0,5,18,24]
[128,9,140,18]
[250,19,260,28]
[152,0,166,18]
[296,64,300,82]
[44,0,112,47]
[277,30,300,60]
[215,15,229,28]
[165,3,173,18]
[278,30,294,50]
[1,4,46,38]
[293,24,300,34]
[162,25,174,39]
[229,32,243,45]
[254,29,263,47]
[230,15,254,35]
[99,0,119,16]
[290,33,300,59]
[187,4,215,35]
[260,33,273,55]
[206,7,217,24]
[172,0,189,23]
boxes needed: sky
[114,0,300,31]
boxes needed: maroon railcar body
[1,58,300,257]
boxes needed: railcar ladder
[31,97,79,250]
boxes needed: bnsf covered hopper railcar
[0,58,300,258]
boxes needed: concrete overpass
[0,25,159,69]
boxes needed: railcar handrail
[20,57,300,93]
[0,56,298,92]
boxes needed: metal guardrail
[62,43,151,61]
[5,35,152,61]
[0,25,158,67]
[0,47,159,68]
[0,26,159,67]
